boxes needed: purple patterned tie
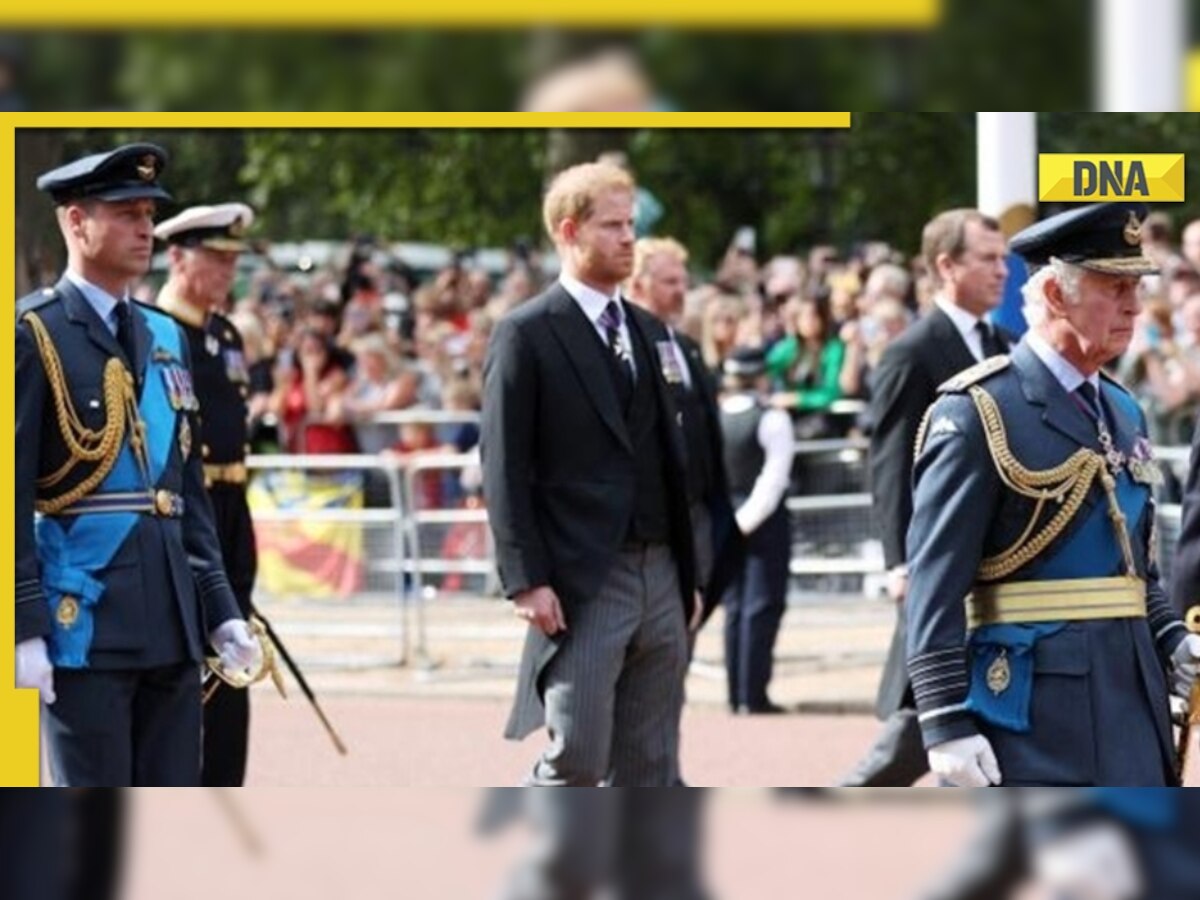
[599,301,631,369]
[599,300,634,401]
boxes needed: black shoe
[736,701,788,715]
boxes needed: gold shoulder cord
[24,312,149,514]
[965,386,1135,582]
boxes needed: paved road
[124,789,982,900]
[241,691,906,786]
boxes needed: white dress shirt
[65,269,130,337]
[935,295,988,363]
[559,272,637,378]
[1025,331,1101,396]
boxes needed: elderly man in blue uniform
[154,202,259,786]
[905,201,1200,786]
[14,144,262,786]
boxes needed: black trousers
[0,790,125,900]
[44,663,202,786]
[202,483,257,787]
[722,505,789,710]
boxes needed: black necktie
[1076,382,1103,423]
[976,320,1005,358]
[113,301,137,369]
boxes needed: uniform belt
[204,462,248,485]
[52,489,186,519]
[966,576,1146,629]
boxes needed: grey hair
[1021,258,1082,328]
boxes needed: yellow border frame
[0,1,940,27]
[1,111,850,786]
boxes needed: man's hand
[1170,633,1200,699]
[209,619,263,674]
[513,586,567,636]
[16,637,56,705]
[886,566,908,604]
[1032,822,1143,900]
[927,734,1002,787]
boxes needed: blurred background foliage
[0,0,1107,112]
[17,114,1200,292]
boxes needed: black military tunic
[158,289,257,786]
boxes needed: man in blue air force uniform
[904,202,1200,786]
[14,144,262,785]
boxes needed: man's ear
[934,250,955,285]
[1043,275,1067,318]
[558,217,578,244]
[61,203,87,240]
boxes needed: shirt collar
[934,294,984,342]
[156,283,207,329]
[559,271,623,326]
[65,269,128,326]
[1025,330,1101,395]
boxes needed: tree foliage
[20,113,1200,290]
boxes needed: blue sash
[1091,788,1178,829]
[966,464,1149,732]
[36,310,182,667]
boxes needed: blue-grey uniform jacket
[905,339,1187,786]
[15,278,238,669]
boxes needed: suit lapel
[1012,340,1099,450]
[545,286,631,452]
[58,277,125,362]
[628,306,688,472]
[928,306,979,377]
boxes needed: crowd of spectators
[129,208,1200,490]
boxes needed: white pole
[1097,0,1184,111]
[976,112,1037,236]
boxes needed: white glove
[209,619,262,674]
[1170,633,1200,699]
[1033,822,1142,900]
[15,637,56,705]
[927,734,1002,786]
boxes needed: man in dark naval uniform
[905,202,1200,786]
[154,201,258,786]
[14,144,262,785]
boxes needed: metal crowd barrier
[245,435,1194,670]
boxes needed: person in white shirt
[718,346,795,714]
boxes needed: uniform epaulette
[16,286,61,318]
[937,355,1012,394]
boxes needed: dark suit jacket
[1171,421,1200,616]
[673,331,741,618]
[481,284,696,738]
[868,305,1010,717]
[15,278,239,667]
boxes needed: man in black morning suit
[481,160,697,787]
[839,208,1012,787]
[626,235,737,625]
[14,144,261,785]
[1171,420,1200,617]
[154,201,260,786]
